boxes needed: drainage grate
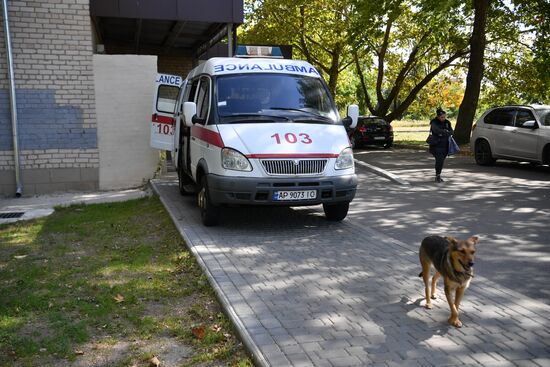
[0,212,25,219]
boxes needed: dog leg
[451,286,466,327]
[444,283,461,328]
[420,258,433,309]
[431,272,440,299]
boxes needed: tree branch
[354,52,375,113]
[376,19,393,104]
[386,49,470,121]
[382,32,429,112]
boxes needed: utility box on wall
[93,54,160,190]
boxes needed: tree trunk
[326,43,341,95]
[454,0,491,145]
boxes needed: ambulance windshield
[216,74,338,123]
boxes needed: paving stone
[151,175,550,367]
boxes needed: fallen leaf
[211,324,222,333]
[113,294,124,303]
[191,325,206,340]
[75,350,84,355]
[150,356,161,367]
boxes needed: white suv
[470,104,550,166]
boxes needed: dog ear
[468,236,479,245]
[445,236,458,248]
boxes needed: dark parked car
[347,116,393,149]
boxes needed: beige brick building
[0,0,242,196]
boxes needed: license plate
[374,136,385,140]
[274,190,317,201]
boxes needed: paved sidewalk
[0,188,150,224]
[152,172,550,367]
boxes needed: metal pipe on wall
[227,23,233,57]
[1,0,22,197]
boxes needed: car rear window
[484,109,515,126]
[359,118,386,126]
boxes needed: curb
[354,159,410,186]
[149,180,270,367]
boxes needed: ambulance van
[151,55,359,226]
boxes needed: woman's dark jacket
[429,118,453,152]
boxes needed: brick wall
[157,55,193,78]
[0,0,98,196]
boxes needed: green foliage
[480,0,549,105]
[241,0,548,123]
[242,0,355,94]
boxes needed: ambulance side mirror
[343,104,359,129]
[183,102,197,127]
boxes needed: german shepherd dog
[419,235,479,327]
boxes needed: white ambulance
[151,56,359,226]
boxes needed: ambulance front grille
[261,159,327,175]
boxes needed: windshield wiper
[221,113,290,123]
[267,107,333,120]
[293,117,335,124]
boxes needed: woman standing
[429,108,453,183]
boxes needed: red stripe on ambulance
[191,126,224,148]
[152,114,175,125]
[246,153,339,159]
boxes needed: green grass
[393,131,429,147]
[0,197,251,366]
[391,119,457,147]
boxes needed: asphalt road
[353,147,550,304]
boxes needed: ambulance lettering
[270,132,313,144]
[155,74,182,86]
[212,63,319,75]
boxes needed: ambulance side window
[195,77,211,125]
[175,84,185,114]
[187,79,198,102]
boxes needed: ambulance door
[181,79,199,177]
[173,79,188,171]
[150,73,182,150]
[190,76,212,176]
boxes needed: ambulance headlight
[221,148,252,171]
[335,147,354,170]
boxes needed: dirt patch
[17,319,53,343]
[58,340,133,367]
[137,337,193,367]
[51,338,192,367]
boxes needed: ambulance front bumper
[207,174,357,206]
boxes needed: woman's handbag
[448,136,460,155]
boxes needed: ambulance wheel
[323,202,349,221]
[198,175,220,226]
[178,167,195,195]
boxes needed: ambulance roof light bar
[235,45,284,59]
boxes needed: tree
[352,0,471,122]
[454,0,491,144]
[242,0,547,124]
[241,0,355,95]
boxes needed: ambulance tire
[198,175,220,226]
[323,202,349,221]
